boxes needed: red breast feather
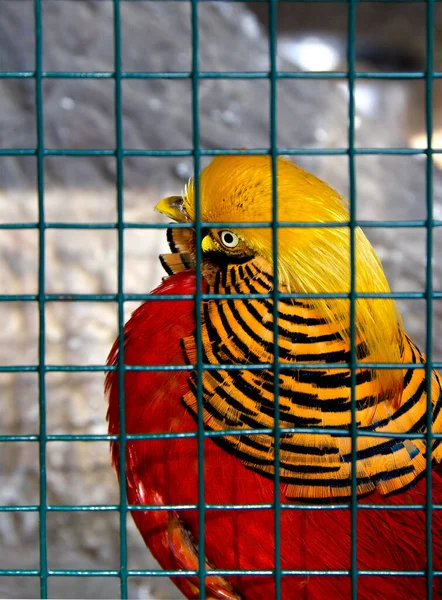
[106,270,442,599]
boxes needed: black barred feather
[177,256,442,501]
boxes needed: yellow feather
[182,155,405,401]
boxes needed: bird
[106,155,442,599]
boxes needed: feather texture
[107,156,442,599]
[181,156,404,401]
[178,258,442,500]
[106,271,442,599]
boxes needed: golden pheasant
[107,156,442,599]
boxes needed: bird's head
[156,155,405,399]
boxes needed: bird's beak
[201,234,217,253]
[155,196,187,222]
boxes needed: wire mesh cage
[1,0,442,598]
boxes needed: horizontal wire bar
[1,361,441,373]
[1,220,442,231]
[1,291,441,302]
[1,362,442,375]
[0,435,40,441]
[1,70,442,80]
[1,148,441,158]
[1,503,442,512]
[0,570,41,577]
[0,568,441,578]
[3,428,442,443]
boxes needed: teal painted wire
[4,362,442,375]
[2,70,442,80]
[0,569,441,578]
[113,0,128,597]
[0,568,441,578]
[1,568,441,578]
[8,426,442,440]
[268,0,282,597]
[190,1,206,596]
[347,0,358,597]
[6,426,442,442]
[2,147,442,157]
[33,0,48,596]
[3,291,442,302]
[425,0,435,597]
[2,219,442,230]
[4,502,442,512]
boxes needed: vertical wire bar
[268,0,281,597]
[34,0,48,596]
[425,0,435,597]
[347,1,358,598]
[190,1,205,597]
[113,0,128,597]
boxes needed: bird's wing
[125,445,243,600]
[179,258,442,501]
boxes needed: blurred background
[1,1,442,598]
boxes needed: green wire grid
[425,0,435,596]
[34,0,47,597]
[1,0,442,598]
[347,0,358,596]
[113,0,128,596]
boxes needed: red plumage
[107,271,442,599]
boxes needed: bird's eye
[219,230,239,249]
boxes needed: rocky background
[1,1,442,598]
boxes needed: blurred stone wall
[1,1,441,599]
[251,1,442,162]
